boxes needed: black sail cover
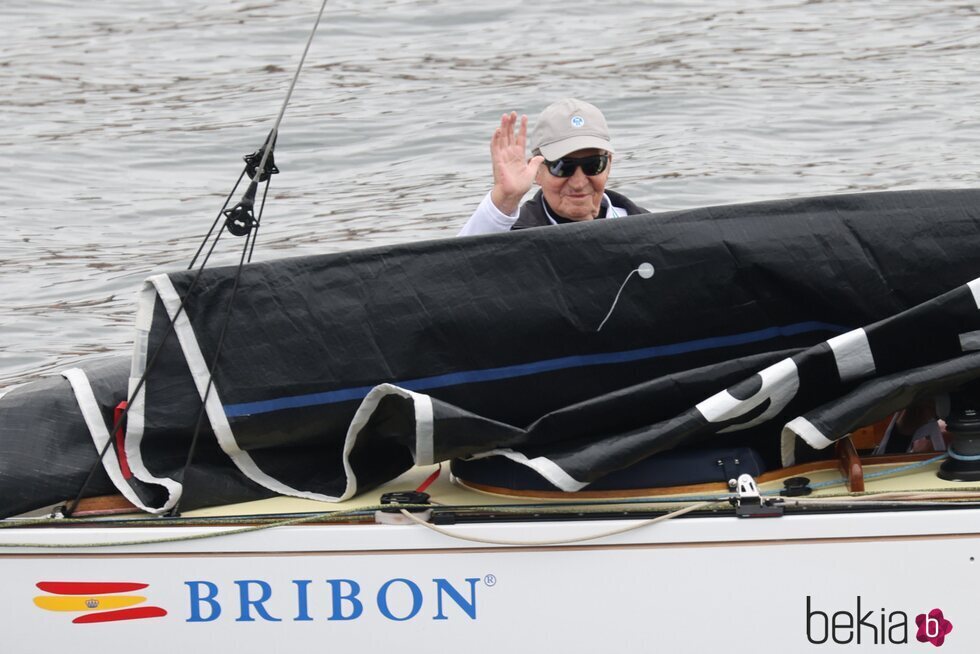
[3,189,980,516]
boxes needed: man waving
[459,98,648,235]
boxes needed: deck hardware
[375,491,433,524]
[244,138,280,182]
[939,386,980,481]
[380,491,431,512]
[835,436,865,492]
[730,474,783,518]
[717,456,745,489]
[223,181,259,236]
[780,476,812,497]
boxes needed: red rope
[113,401,133,480]
[415,463,442,493]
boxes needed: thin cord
[167,1,332,510]
[399,501,716,546]
[247,176,272,263]
[188,168,245,270]
[597,269,637,332]
[63,216,234,517]
[169,228,256,516]
[597,262,655,332]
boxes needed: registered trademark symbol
[484,574,497,587]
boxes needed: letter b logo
[915,608,953,647]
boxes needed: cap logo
[570,115,585,128]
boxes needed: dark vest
[511,189,649,230]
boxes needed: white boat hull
[2,506,975,652]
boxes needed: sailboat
[2,4,978,652]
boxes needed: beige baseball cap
[530,98,614,160]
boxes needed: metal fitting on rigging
[244,134,280,182]
[223,181,258,236]
[223,131,279,237]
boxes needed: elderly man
[458,98,648,236]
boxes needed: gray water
[2,0,979,390]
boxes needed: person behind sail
[458,98,648,235]
[873,399,949,455]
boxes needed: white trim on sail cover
[827,328,875,382]
[147,274,345,503]
[413,392,435,465]
[124,274,347,509]
[968,278,980,308]
[61,367,165,513]
[781,416,834,467]
[463,449,589,492]
[121,280,191,513]
[341,384,435,500]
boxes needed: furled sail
[3,188,980,517]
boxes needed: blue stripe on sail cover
[223,321,847,418]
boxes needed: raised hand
[489,112,545,215]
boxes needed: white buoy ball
[637,262,655,279]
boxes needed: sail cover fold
[3,188,980,516]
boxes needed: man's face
[535,148,612,221]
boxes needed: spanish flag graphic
[34,582,167,624]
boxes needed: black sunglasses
[544,154,609,178]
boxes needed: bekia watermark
[806,596,953,647]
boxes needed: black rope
[60,168,247,518]
[60,0,329,517]
[168,227,255,517]
[62,125,277,519]
[247,176,272,263]
[169,163,274,516]
[188,167,246,271]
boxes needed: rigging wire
[161,0,332,515]
[249,0,330,181]
[61,178,245,519]
[60,0,331,517]
[168,208,260,517]
[248,177,273,263]
[187,168,245,270]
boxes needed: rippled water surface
[2,0,979,389]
